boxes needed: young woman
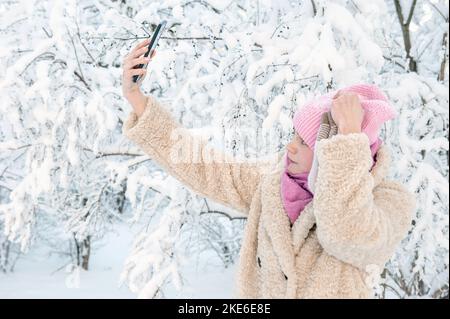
[121,39,415,298]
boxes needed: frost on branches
[0,0,448,298]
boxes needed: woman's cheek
[302,149,314,170]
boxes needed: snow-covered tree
[0,0,448,298]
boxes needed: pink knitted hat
[293,84,397,151]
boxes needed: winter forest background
[0,0,448,299]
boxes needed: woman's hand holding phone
[122,38,156,117]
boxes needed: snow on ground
[0,223,236,299]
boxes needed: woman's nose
[287,143,297,154]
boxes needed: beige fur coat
[122,95,416,299]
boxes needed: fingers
[332,92,360,106]
[333,90,342,99]
[122,68,147,85]
[122,38,157,85]
[128,46,150,60]
[130,38,150,55]
[124,56,151,70]
[123,37,156,60]
[333,90,355,100]
[122,66,147,83]
[126,68,147,77]
[123,50,157,70]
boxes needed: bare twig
[19,52,55,77]
[67,28,92,91]
[380,283,404,299]
[383,55,407,70]
[425,0,449,22]
[73,70,92,92]
[2,144,32,151]
[127,158,151,168]
[182,0,221,14]
[42,27,52,38]
[406,0,418,26]
[199,210,246,220]
[81,35,223,42]
[141,26,151,37]
[200,199,246,220]
[0,184,12,192]
[75,21,96,64]
[0,17,27,32]
[81,147,142,158]
[350,0,362,14]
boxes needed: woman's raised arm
[122,95,276,215]
[121,39,277,214]
[312,92,415,270]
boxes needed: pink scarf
[281,155,314,224]
[281,138,383,225]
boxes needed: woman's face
[286,132,314,174]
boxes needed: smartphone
[132,20,167,83]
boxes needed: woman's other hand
[121,38,156,117]
[330,91,364,135]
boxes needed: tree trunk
[439,32,448,81]
[393,0,418,73]
[73,234,91,271]
[81,236,91,271]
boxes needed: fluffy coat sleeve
[122,95,271,215]
[313,133,415,271]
